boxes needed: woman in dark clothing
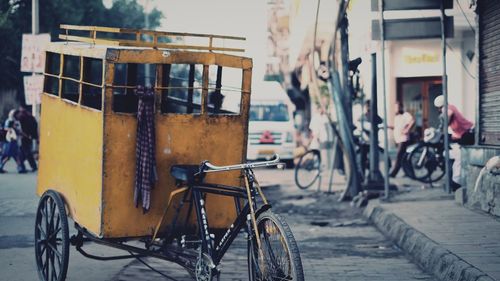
[0,110,26,173]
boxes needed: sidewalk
[365,182,500,281]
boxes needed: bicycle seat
[170,165,204,184]
[348,57,362,72]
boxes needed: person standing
[389,102,415,177]
[0,110,26,173]
[17,107,38,172]
[434,95,474,190]
[434,95,474,145]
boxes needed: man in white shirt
[389,102,415,177]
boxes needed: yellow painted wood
[59,35,245,53]
[39,35,253,238]
[101,113,247,237]
[37,93,104,235]
[60,24,246,41]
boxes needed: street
[0,162,130,281]
[0,163,435,281]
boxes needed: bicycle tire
[35,190,70,281]
[409,144,446,183]
[294,149,321,190]
[247,210,304,281]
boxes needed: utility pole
[340,14,352,126]
[440,0,451,194]
[378,0,391,199]
[32,0,39,119]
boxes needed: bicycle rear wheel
[409,144,445,183]
[294,149,321,189]
[248,211,304,281]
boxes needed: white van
[247,81,295,164]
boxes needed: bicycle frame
[190,178,267,265]
[186,155,281,266]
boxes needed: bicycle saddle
[348,57,362,72]
[170,165,204,184]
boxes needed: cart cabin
[37,25,253,238]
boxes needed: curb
[364,202,496,281]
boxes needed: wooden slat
[61,24,245,41]
[59,34,245,52]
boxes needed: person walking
[0,109,26,173]
[389,102,415,177]
[17,107,38,172]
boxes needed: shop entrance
[397,76,442,139]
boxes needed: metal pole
[369,53,383,182]
[144,0,151,85]
[378,0,390,199]
[32,0,39,118]
[340,14,352,126]
[441,1,451,193]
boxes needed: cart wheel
[35,190,70,281]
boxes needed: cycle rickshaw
[35,25,304,281]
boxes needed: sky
[149,0,268,83]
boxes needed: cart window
[113,63,157,113]
[207,66,242,115]
[81,58,103,110]
[160,64,203,114]
[61,55,80,103]
[43,52,60,96]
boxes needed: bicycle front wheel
[294,149,321,189]
[248,211,304,281]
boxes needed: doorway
[397,76,442,139]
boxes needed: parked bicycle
[405,127,446,183]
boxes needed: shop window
[81,58,103,110]
[160,64,202,114]
[207,66,242,115]
[61,55,80,103]
[113,63,157,113]
[43,52,60,96]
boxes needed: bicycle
[294,122,391,190]
[407,127,446,183]
[161,154,305,280]
[294,123,351,191]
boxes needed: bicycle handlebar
[202,154,283,173]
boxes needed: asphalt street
[0,162,436,281]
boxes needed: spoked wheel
[35,190,70,281]
[294,149,321,189]
[409,144,445,183]
[248,211,304,281]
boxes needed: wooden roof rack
[59,24,246,52]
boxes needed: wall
[461,146,500,218]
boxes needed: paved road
[1,163,436,281]
[0,162,130,281]
[113,169,437,281]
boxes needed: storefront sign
[20,33,51,73]
[403,51,439,64]
[23,75,44,105]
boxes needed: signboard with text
[23,75,44,105]
[20,33,51,73]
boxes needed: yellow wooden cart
[35,25,305,281]
[34,24,259,280]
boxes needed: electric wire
[456,0,476,35]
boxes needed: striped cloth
[134,85,158,212]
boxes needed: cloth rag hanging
[134,85,158,212]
